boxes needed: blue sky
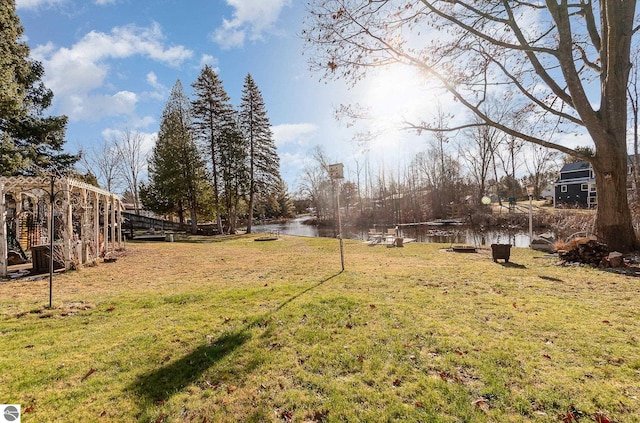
[15,0,439,192]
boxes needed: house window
[561,185,567,193]
[590,185,596,192]
[581,183,588,191]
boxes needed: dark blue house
[554,161,597,208]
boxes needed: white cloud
[95,0,116,4]
[212,0,291,49]
[145,72,168,100]
[16,0,65,9]
[62,91,138,121]
[199,54,219,70]
[31,23,192,120]
[272,123,318,148]
[34,24,193,96]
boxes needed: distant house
[554,161,597,208]
[554,156,640,208]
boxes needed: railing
[120,212,190,233]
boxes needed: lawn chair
[384,228,397,245]
[367,228,383,245]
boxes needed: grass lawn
[1,235,639,422]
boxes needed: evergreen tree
[218,120,247,234]
[0,0,76,175]
[238,74,281,234]
[191,65,236,234]
[143,80,206,234]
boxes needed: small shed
[0,176,124,277]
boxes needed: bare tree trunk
[592,152,636,252]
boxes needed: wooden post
[110,195,116,253]
[103,194,108,256]
[63,182,73,270]
[94,192,100,258]
[81,188,88,264]
[116,200,122,248]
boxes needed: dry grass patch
[1,235,639,422]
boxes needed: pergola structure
[0,176,123,277]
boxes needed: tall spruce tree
[0,0,76,175]
[218,119,247,234]
[191,65,236,235]
[143,80,206,234]
[238,74,281,234]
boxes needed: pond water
[253,217,533,248]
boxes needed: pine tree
[143,80,207,234]
[218,119,247,234]
[0,0,76,175]
[238,74,281,234]
[191,65,237,234]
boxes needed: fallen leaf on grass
[559,412,577,422]
[542,354,552,360]
[25,345,34,349]
[369,304,376,308]
[345,323,353,329]
[594,413,612,423]
[227,385,237,393]
[155,413,167,423]
[81,368,96,381]
[106,306,115,312]
[23,405,34,413]
[280,410,293,421]
[513,302,517,308]
[472,398,489,411]
[306,409,329,421]
[392,378,401,387]
[99,410,107,417]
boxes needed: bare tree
[523,144,561,199]
[79,138,122,193]
[305,1,639,251]
[629,48,640,200]
[114,129,147,214]
[459,115,503,202]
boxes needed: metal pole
[49,174,54,309]
[335,180,345,272]
[528,193,533,247]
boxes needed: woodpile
[557,237,609,266]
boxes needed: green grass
[1,236,639,422]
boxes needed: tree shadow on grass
[129,329,250,407]
[498,262,527,269]
[127,272,342,417]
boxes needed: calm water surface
[253,217,532,248]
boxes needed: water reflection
[253,217,531,248]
